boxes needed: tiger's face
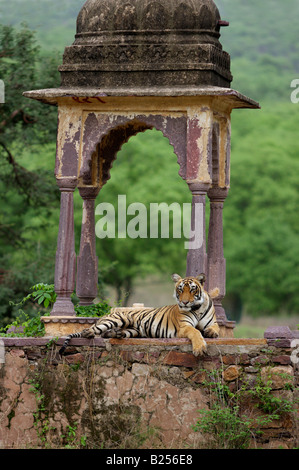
[172,273,206,312]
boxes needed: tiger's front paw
[204,323,220,338]
[192,339,207,357]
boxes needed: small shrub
[10,283,57,309]
[193,367,296,449]
[74,300,111,317]
[193,404,252,449]
[0,283,112,337]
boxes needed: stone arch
[79,113,187,188]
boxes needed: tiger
[59,273,220,357]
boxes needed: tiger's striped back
[108,305,179,338]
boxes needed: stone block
[250,355,270,366]
[272,355,291,365]
[42,316,98,337]
[239,354,251,364]
[191,370,207,384]
[261,366,294,390]
[131,363,150,376]
[9,349,25,358]
[264,326,294,339]
[119,350,146,363]
[163,351,199,368]
[222,355,237,365]
[116,371,133,396]
[65,353,85,365]
[222,365,241,382]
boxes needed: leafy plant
[0,282,112,337]
[0,311,45,337]
[74,300,111,318]
[193,367,296,449]
[193,404,252,449]
[247,370,295,415]
[10,283,57,309]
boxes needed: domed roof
[76,0,220,36]
[59,0,232,90]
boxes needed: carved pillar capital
[56,177,78,192]
[187,181,211,195]
[207,186,229,202]
[78,186,100,200]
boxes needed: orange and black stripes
[59,273,219,356]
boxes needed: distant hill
[0,0,297,60]
[218,0,299,68]
[0,0,82,52]
[217,0,299,101]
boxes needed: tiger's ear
[171,273,182,283]
[196,273,206,285]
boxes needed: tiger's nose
[182,300,189,306]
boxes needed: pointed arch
[79,112,187,187]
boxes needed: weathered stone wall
[0,334,298,449]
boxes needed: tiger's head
[172,273,206,312]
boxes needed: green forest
[0,0,298,334]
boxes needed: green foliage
[225,103,299,316]
[0,282,112,337]
[0,23,59,149]
[60,423,88,449]
[0,0,82,52]
[0,24,60,322]
[11,283,57,309]
[74,300,111,318]
[247,370,295,415]
[217,0,299,103]
[0,311,45,337]
[193,367,295,449]
[193,404,253,449]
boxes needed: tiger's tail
[59,332,82,356]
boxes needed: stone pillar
[51,177,77,316]
[186,182,209,278]
[207,187,233,333]
[76,186,100,306]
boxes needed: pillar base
[50,298,76,317]
[41,316,98,337]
